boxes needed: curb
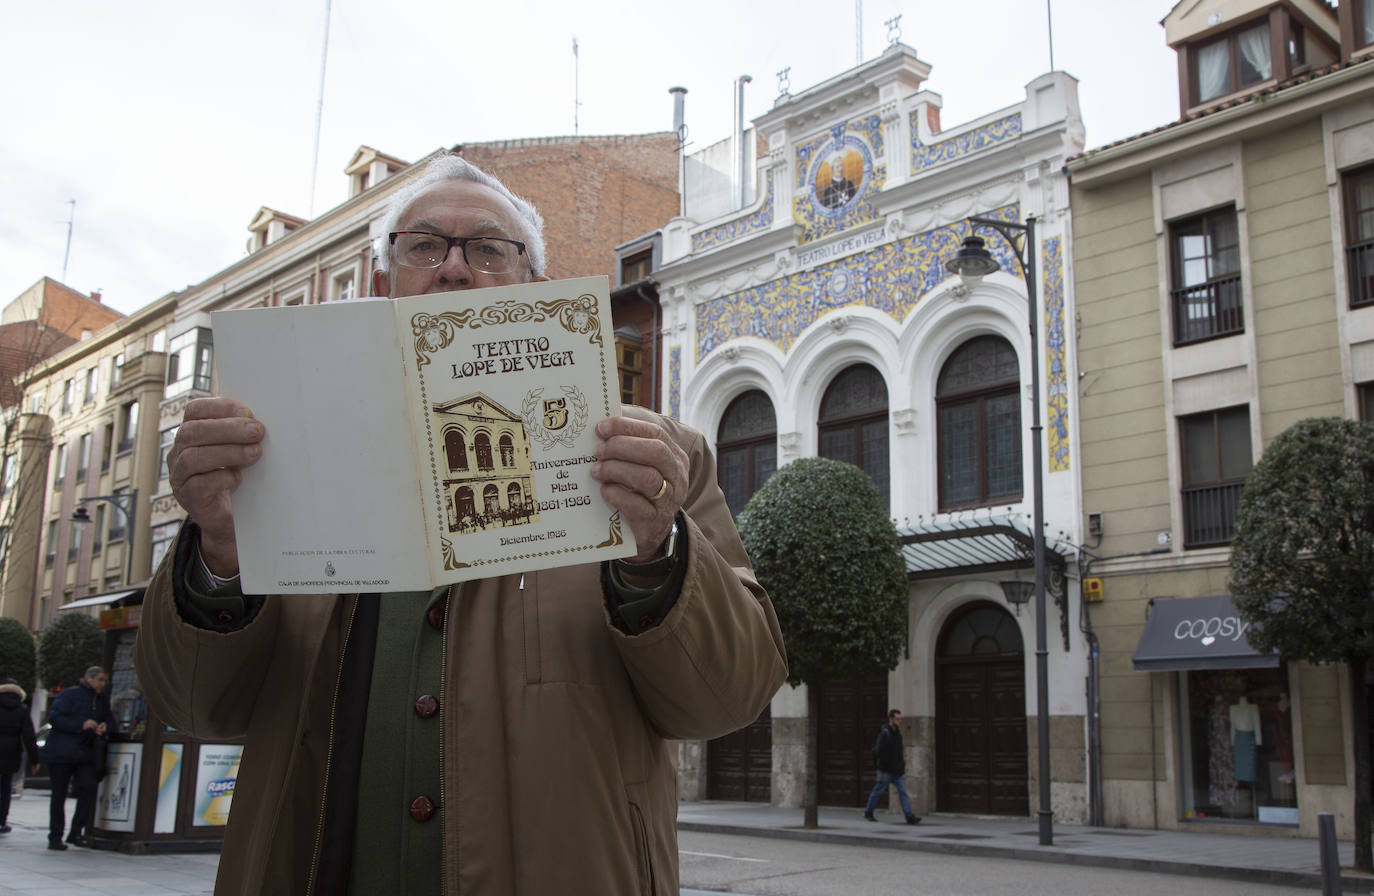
[677,820,1374,893]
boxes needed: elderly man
[42,666,115,850]
[135,154,786,896]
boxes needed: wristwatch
[614,520,679,578]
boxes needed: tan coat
[134,411,786,895]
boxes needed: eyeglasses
[389,231,528,274]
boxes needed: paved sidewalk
[0,789,218,895]
[0,789,1368,893]
[678,801,1373,892]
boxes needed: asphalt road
[678,830,1317,896]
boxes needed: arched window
[474,433,494,471]
[938,603,1024,657]
[717,390,777,517]
[483,484,500,516]
[818,364,889,505]
[444,429,467,472]
[507,482,524,509]
[936,336,1022,510]
[499,433,515,467]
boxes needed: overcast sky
[2,0,1178,316]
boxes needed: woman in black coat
[0,678,40,834]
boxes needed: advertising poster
[193,745,243,827]
[96,743,141,832]
[154,743,184,834]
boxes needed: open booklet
[211,275,637,594]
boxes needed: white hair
[374,154,547,278]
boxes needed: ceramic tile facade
[792,117,887,245]
[1042,236,1070,473]
[696,205,1023,361]
[910,112,1023,172]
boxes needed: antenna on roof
[308,0,333,218]
[1047,0,1056,71]
[61,199,75,283]
[855,0,863,64]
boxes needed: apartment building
[1067,0,1374,838]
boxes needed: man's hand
[166,397,265,578]
[590,416,688,564]
[81,719,98,731]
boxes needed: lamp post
[70,490,139,587]
[946,215,1053,846]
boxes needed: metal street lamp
[70,490,139,587]
[946,215,1053,846]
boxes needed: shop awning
[1132,595,1278,672]
[58,588,140,612]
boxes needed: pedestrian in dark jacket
[40,666,115,850]
[0,678,39,833]
[863,708,920,824]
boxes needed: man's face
[86,673,109,694]
[373,179,548,299]
[890,712,901,728]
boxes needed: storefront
[1133,594,1297,826]
[65,589,242,853]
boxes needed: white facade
[658,43,1092,820]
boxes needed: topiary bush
[37,612,102,691]
[0,616,37,696]
[737,456,908,828]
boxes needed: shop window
[818,364,889,507]
[1178,668,1296,824]
[1343,163,1374,309]
[1170,207,1244,345]
[1180,406,1252,548]
[717,390,777,518]
[937,336,1022,510]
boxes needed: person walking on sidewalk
[40,667,115,850]
[864,708,920,824]
[0,679,39,834]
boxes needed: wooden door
[706,708,772,802]
[817,672,889,806]
[935,602,1028,815]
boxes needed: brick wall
[456,133,680,281]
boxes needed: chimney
[733,75,752,210]
[670,87,688,218]
[90,291,102,304]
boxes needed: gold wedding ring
[650,477,669,501]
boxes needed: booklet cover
[211,276,636,594]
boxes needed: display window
[1177,667,1296,824]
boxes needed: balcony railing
[1171,275,1244,346]
[1182,481,1245,548]
[1348,238,1374,308]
